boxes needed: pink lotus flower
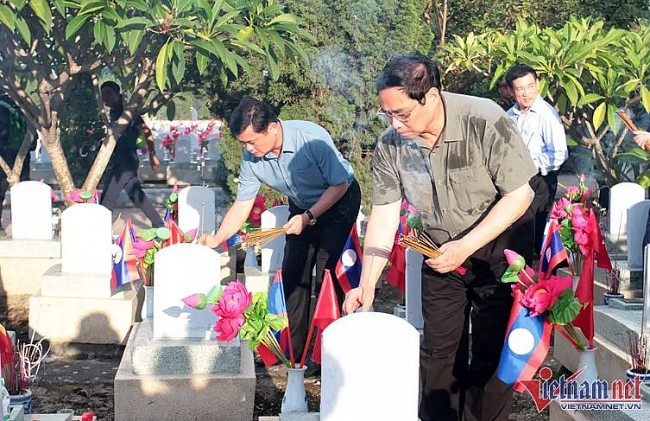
[571,206,589,230]
[521,276,572,317]
[214,316,244,341]
[182,293,207,310]
[504,249,525,272]
[550,198,571,219]
[566,186,580,200]
[212,281,252,319]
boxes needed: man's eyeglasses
[376,101,421,123]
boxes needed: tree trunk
[40,112,76,197]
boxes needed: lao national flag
[538,219,568,280]
[335,225,363,293]
[257,270,294,366]
[111,219,140,289]
[496,291,552,392]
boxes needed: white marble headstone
[627,200,650,269]
[61,203,112,275]
[405,249,424,330]
[261,205,290,273]
[609,182,645,240]
[174,135,192,163]
[178,186,215,236]
[153,243,221,339]
[10,181,53,240]
[321,312,419,420]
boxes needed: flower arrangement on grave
[549,174,597,273]
[161,124,180,159]
[132,223,197,286]
[0,324,49,396]
[65,189,99,204]
[182,280,292,367]
[196,118,217,155]
[496,249,586,390]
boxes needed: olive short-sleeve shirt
[372,92,537,244]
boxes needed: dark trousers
[529,171,559,254]
[282,180,361,360]
[100,167,164,227]
[419,209,534,421]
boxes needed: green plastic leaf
[137,228,158,241]
[406,215,423,231]
[206,284,223,304]
[500,268,520,284]
[548,289,582,325]
[155,227,171,240]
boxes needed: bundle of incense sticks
[241,227,287,249]
[616,110,639,132]
[398,231,468,275]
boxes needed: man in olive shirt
[343,54,536,420]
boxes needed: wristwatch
[305,209,317,225]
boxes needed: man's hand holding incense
[284,214,308,235]
[425,239,472,274]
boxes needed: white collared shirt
[507,95,568,175]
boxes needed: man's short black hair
[229,97,279,137]
[101,80,121,94]
[505,64,538,88]
[375,53,441,102]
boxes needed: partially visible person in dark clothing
[100,81,163,227]
[0,95,33,234]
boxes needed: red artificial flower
[521,276,572,317]
[571,206,589,230]
[214,316,244,342]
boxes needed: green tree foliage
[440,18,650,187]
[205,0,435,211]
[0,0,313,198]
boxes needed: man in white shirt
[506,64,568,254]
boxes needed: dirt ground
[3,278,556,420]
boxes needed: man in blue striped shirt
[506,64,568,254]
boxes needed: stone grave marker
[153,243,221,339]
[321,312,419,420]
[261,205,290,273]
[10,181,53,240]
[60,203,112,275]
[609,182,645,241]
[178,186,215,236]
[405,249,424,330]
[627,200,650,269]
[173,135,192,164]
